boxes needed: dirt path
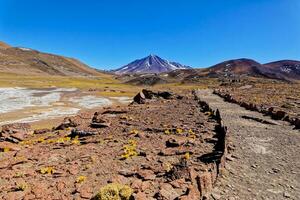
[196,89,300,200]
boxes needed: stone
[69,129,97,138]
[55,117,79,130]
[165,138,185,148]
[211,192,221,200]
[142,89,156,99]
[165,160,190,181]
[1,123,31,143]
[179,185,199,200]
[131,179,143,190]
[133,92,146,104]
[33,128,51,134]
[157,183,179,200]
[1,123,31,135]
[0,141,21,151]
[137,170,156,180]
[157,91,173,99]
[169,178,186,188]
[283,192,291,198]
[272,110,286,120]
[134,192,148,200]
[197,172,213,198]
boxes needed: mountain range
[0,40,299,81]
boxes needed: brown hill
[0,41,11,49]
[0,41,101,76]
[263,60,300,80]
[199,58,300,81]
[204,58,265,77]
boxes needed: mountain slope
[202,58,300,80]
[114,54,190,74]
[263,60,300,80]
[0,41,101,76]
[205,58,266,77]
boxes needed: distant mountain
[113,54,191,74]
[263,60,300,80]
[205,58,265,77]
[202,58,300,80]
[0,41,102,76]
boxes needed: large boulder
[133,92,146,104]
[132,90,175,104]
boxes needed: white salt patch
[110,96,132,104]
[0,107,80,125]
[0,88,75,114]
[70,96,112,109]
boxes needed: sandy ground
[196,89,300,200]
[0,87,132,127]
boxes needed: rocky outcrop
[132,89,175,104]
[186,95,228,199]
[0,123,31,143]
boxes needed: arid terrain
[0,41,299,199]
[0,90,229,199]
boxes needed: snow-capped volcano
[114,54,190,74]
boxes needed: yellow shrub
[76,175,87,183]
[184,152,191,160]
[120,139,138,160]
[94,183,133,200]
[40,167,55,174]
[164,129,171,135]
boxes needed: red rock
[131,179,143,190]
[165,138,186,147]
[1,123,31,135]
[197,172,213,198]
[0,141,21,151]
[91,112,110,128]
[55,117,79,130]
[179,185,199,200]
[1,123,31,142]
[137,170,156,180]
[134,191,148,200]
[33,128,51,134]
[23,194,36,200]
[5,191,26,200]
[31,183,48,199]
[56,181,66,192]
[169,178,186,188]
[157,183,179,200]
[79,187,93,199]
[141,181,152,191]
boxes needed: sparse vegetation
[76,175,87,183]
[120,139,138,160]
[40,167,55,174]
[94,183,133,200]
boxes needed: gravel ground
[196,89,300,200]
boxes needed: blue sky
[0,0,299,69]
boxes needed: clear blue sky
[0,0,299,69]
